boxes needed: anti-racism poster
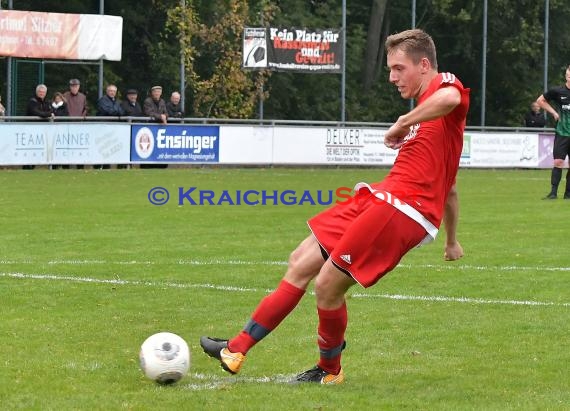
[243,27,267,68]
[243,27,343,73]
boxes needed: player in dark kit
[200,28,470,384]
[536,64,570,200]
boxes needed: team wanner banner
[243,27,343,73]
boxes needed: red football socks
[316,302,347,375]
[228,279,305,354]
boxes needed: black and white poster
[243,27,343,73]
[243,27,268,68]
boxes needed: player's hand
[444,241,464,261]
[384,122,409,150]
[553,112,560,122]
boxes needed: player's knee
[313,274,328,295]
[553,159,564,168]
[287,236,319,270]
[313,275,328,302]
[314,274,343,307]
[287,246,305,274]
[314,266,350,305]
[284,245,320,288]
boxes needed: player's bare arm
[536,95,559,122]
[398,86,461,128]
[384,122,411,149]
[385,86,461,149]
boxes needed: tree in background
[105,0,182,110]
[168,0,276,118]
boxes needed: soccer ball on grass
[139,332,190,384]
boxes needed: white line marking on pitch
[1,271,569,308]
[0,272,259,293]
[182,372,295,390]
[398,263,570,272]
[0,258,569,272]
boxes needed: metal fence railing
[0,115,556,134]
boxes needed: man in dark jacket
[94,84,124,169]
[27,84,53,119]
[115,88,142,169]
[166,91,184,119]
[96,84,124,117]
[524,102,546,128]
[24,84,53,169]
[121,89,143,117]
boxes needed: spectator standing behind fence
[24,84,53,169]
[63,79,87,118]
[51,92,70,169]
[143,86,168,125]
[96,84,124,117]
[524,102,546,128]
[121,89,143,117]
[142,86,169,169]
[27,84,53,119]
[63,78,88,169]
[95,84,124,169]
[51,92,69,117]
[116,89,142,170]
[166,91,184,119]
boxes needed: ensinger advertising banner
[131,125,220,163]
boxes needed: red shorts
[308,190,427,288]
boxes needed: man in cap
[141,86,169,168]
[121,89,143,117]
[63,79,88,117]
[63,79,89,169]
[143,85,168,125]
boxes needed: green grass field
[1,167,569,410]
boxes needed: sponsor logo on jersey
[441,72,456,84]
[404,123,420,143]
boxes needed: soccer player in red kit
[200,28,470,384]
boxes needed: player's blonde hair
[385,29,438,70]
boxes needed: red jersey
[376,72,470,228]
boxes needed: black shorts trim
[330,258,355,280]
[319,245,329,261]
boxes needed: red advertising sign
[0,10,122,61]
